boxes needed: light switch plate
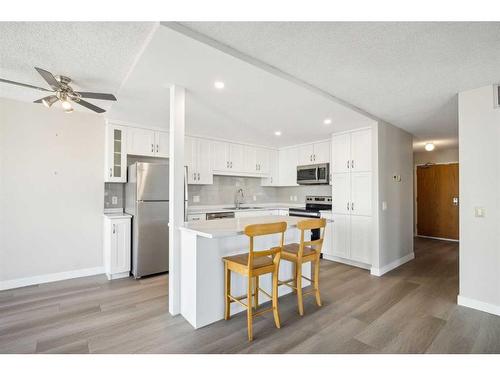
[382,201,388,211]
[392,175,402,182]
[475,207,485,217]
[193,195,200,203]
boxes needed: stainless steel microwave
[297,163,330,185]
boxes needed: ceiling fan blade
[34,67,61,90]
[34,95,59,107]
[77,92,117,101]
[75,99,106,113]
[0,78,52,92]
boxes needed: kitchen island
[178,215,312,329]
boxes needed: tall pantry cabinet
[329,128,373,266]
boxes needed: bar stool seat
[282,243,317,259]
[223,251,276,271]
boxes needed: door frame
[414,161,459,242]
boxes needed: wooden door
[417,163,459,240]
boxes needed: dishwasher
[206,212,235,220]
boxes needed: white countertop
[179,215,330,239]
[103,212,132,219]
[187,203,303,215]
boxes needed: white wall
[0,98,105,288]
[457,85,500,315]
[414,147,459,166]
[372,122,414,274]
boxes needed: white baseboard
[323,254,371,270]
[417,235,459,243]
[0,266,104,291]
[457,295,500,316]
[370,252,415,277]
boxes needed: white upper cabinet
[261,149,279,186]
[127,127,169,158]
[313,141,331,164]
[350,129,372,172]
[298,144,315,165]
[279,147,299,186]
[212,141,230,171]
[331,133,351,174]
[186,136,213,185]
[229,143,245,172]
[243,145,257,173]
[256,147,269,174]
[127,127,156,156]
[155,131,169,158]
[105,123,127,183]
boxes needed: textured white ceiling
[0,22,156,113]
[108,26,375,147]
[179,22,500,150]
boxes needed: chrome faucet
[235,188,245,209]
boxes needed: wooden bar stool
[222,221,287,341]
[278,218,326,316]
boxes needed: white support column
[169,85,185,315]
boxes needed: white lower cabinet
[350,215,372,264]
[103,215,131,280]
[325,213,371,265]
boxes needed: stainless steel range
[289,195,332,241]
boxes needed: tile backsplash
[188,176,278,205]
[104,183,124,209]
[188,175,332,206]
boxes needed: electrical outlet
[392,175,401,182]
[112,196,118,205]
[382,201,388,211]
[193,195,200,203]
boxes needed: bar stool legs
[314,259,322,307]
[224,262,231,320]
[296,262,304,316]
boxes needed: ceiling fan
[0,67,117,113]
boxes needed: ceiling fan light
[61,100,72,111]
[64,107,74,114]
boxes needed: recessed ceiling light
[214,81,225,89]
[274,131,282,136]
[323,118,332,125]
[424,143,435,152]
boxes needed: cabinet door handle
[193,172,196,180]
[347,202,350,211]
[226,161,229,168]
[314,154,316,161]
[109,168,112,178]
[156,144,159,153]
[151,144,154,153]
[351,202,354,211]
[112,224,116,234]
[197,173,200,180]
[230,161,233,168]
[347,160,350,169]
[351,160,354,169]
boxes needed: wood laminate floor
[1,237,499,354]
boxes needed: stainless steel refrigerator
[125,162,169,278]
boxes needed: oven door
[297,166,319,185]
